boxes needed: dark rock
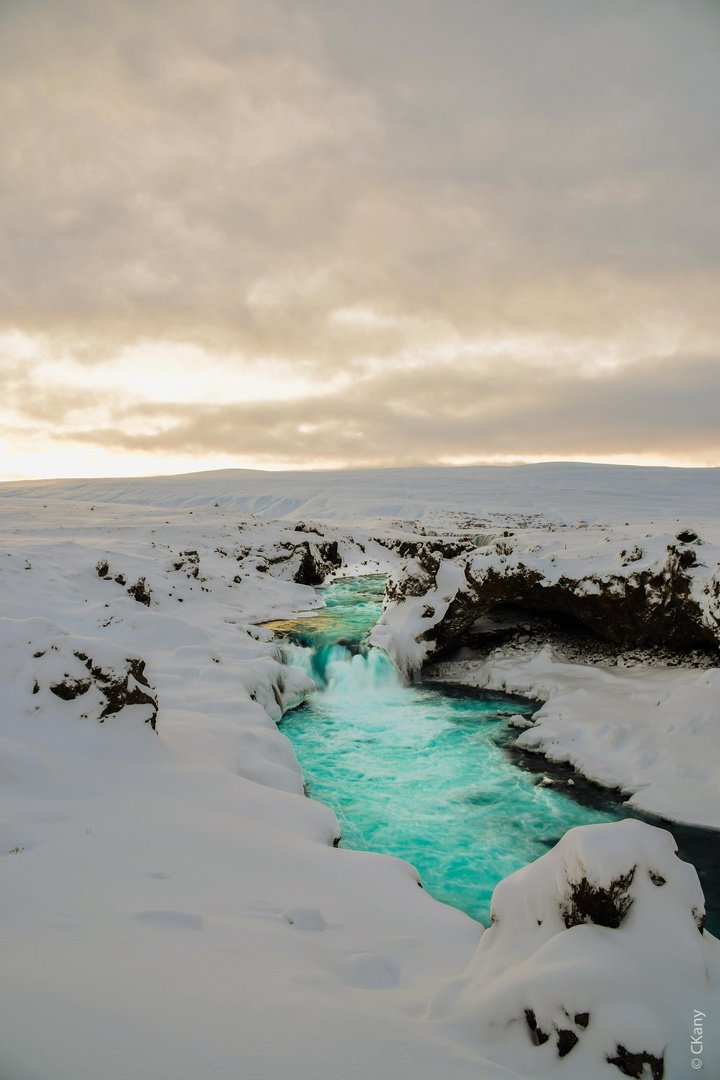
[668,543,698,570]
[387,537,476,561]
[607,1044,664,1079]
[386,548,443,603]
[170,551,200,578]
[649,871,666,887]
[561,868,635,929]
[50,677,92,700]
[693,906,706,934]
[574,1013,589,1029]
[394,536,720,660]
[556,1029,579,1057]
[54,652,160,729]
[316,540,342,569]
[291,541,338,586]
[249,537,343,586]
[114,573,127,585]
[127,578,152,606]
[619,546,643,566]
[83,655,158,729]
[96,560,110,578]
[98,670,157,729]
[524,1009,550,1045]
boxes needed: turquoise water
[272,575,717,928]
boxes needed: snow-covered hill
[3,461,720,525]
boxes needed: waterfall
[281,640,402,699]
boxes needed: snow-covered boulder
[430,819,720,1078]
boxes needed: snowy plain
[1,464,719,1079]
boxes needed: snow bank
[430,819,720,1078]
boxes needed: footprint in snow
[324,951,399,989]
[134,910,204,930]
[281,907,327,931]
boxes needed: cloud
[0,0,719,472]
[47,353,720,467]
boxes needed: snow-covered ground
[1,466,719,1079]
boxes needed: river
[267,574,720,931]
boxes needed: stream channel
[267,574,720,931]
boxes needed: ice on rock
[429,820,720,1078]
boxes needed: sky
[1,0,719,479]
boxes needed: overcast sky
[1,0,719,478]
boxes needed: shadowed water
[272,575,719,930]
